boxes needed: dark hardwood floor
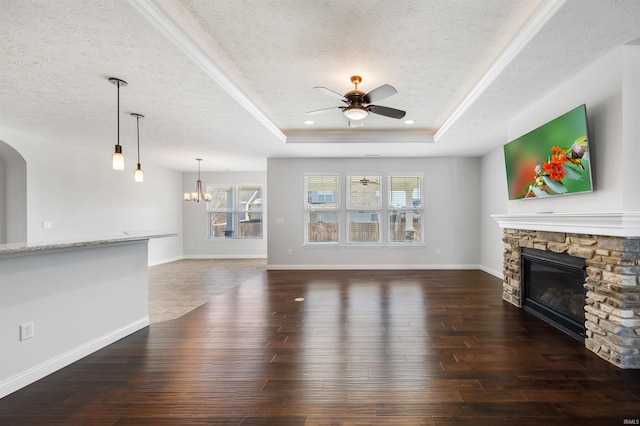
[1,268,639,425]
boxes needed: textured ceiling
[1,0,640,171]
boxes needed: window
[305,175,340,244]
[303,173,424,246]
[347,175,381,243]
[388,175,423,243]
[206,184,263,239]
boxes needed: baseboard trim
[480,265,503,279]
[183,255,267,260]
[0,317,149,399]
[266,264,485,271]
[148,255,183,266]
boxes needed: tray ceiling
[1,0,639,171]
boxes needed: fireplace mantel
[492,212,640,237]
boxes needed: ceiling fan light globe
[344,106,368,121]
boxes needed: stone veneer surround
[501,228,640,368]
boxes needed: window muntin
[305,175,340,244]
[207,184,263,239]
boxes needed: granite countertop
[0,231,176,256]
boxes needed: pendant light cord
[136,115,140,162]
[117,83,120,148]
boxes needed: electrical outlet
[20,322,34,341]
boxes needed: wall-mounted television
[504,104,593,200]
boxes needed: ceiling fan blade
[306,106,342,115]
[313,86,348,103]
[363,84,397,104]
[368,105,406,119]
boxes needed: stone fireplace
[493,213,640,369]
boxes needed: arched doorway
[0,140,27,243]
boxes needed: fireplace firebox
[522,248,587,342]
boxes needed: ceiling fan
[307,75,406,125]
[358,176,379,186]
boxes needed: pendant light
[131,113,144,182]
[109,77,127,170]
[184,158,212,202]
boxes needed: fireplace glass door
[522,248,587,341]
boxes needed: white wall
[622,46,640,211]
[480,148,508,277]
[182,171,267,258]
[267,157,481,269]
[0,127,183,264]
[480,45,639,275]
[0,154,5,244]
[505,47,626,214]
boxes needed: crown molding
[128,0,286,143]
[435,0,567,142]
[285,130,435,144]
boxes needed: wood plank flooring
[1,267,640,425]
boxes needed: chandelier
[183,158,211,202]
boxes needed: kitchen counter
[0,231,174,398]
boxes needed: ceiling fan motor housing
[345,91,365,105]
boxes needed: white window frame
[206,183,263,239]
[387,174,424,244]
[346,175,382,244]
[304,174,341,245]
[302,173,425,246]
